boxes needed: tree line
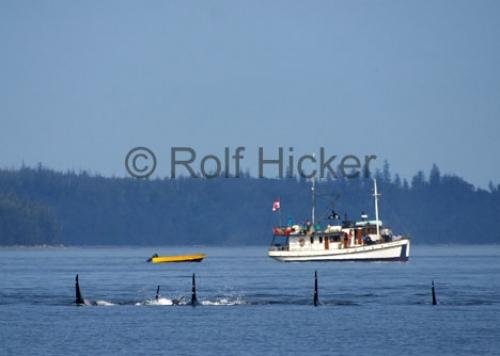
[0,163,498,245]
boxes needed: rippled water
[1,245,499,355]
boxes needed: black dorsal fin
[75,274,85,305]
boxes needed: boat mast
[373,178,381,239]
[311,177,316,225]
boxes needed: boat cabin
[270,214,394,252]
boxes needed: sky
[1,0,499,187]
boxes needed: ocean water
[0,245,499,356]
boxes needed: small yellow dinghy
[147,253,206,264]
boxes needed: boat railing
[269,244,289,251]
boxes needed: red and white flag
[272,199,280,212]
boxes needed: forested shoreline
[0,164,499,246]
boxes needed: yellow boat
[147,253,206,264]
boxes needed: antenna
[311,152,316,225]
[373,179,381,239]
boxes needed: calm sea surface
[0,245,499,356]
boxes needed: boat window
[310,236,314,244]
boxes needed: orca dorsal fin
[155,285,160,301]
[432,280,437,306]
[313,270,319,306]
[75,274,85,305]
[191,273,198,306]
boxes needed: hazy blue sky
[1,0,499,187]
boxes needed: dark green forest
[0,164,499,245]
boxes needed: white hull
[268,238,410,262]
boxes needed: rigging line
[370,185,410,236]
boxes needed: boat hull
[150,253,206,264]
[268,239,410,262]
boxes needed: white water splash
[137,298,174,306]
[95,300,115,306]
[201,297,246,306]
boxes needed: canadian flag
[272,199,280,212]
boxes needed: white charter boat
[268,179,410,262]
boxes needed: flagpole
[278,196,282,227]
